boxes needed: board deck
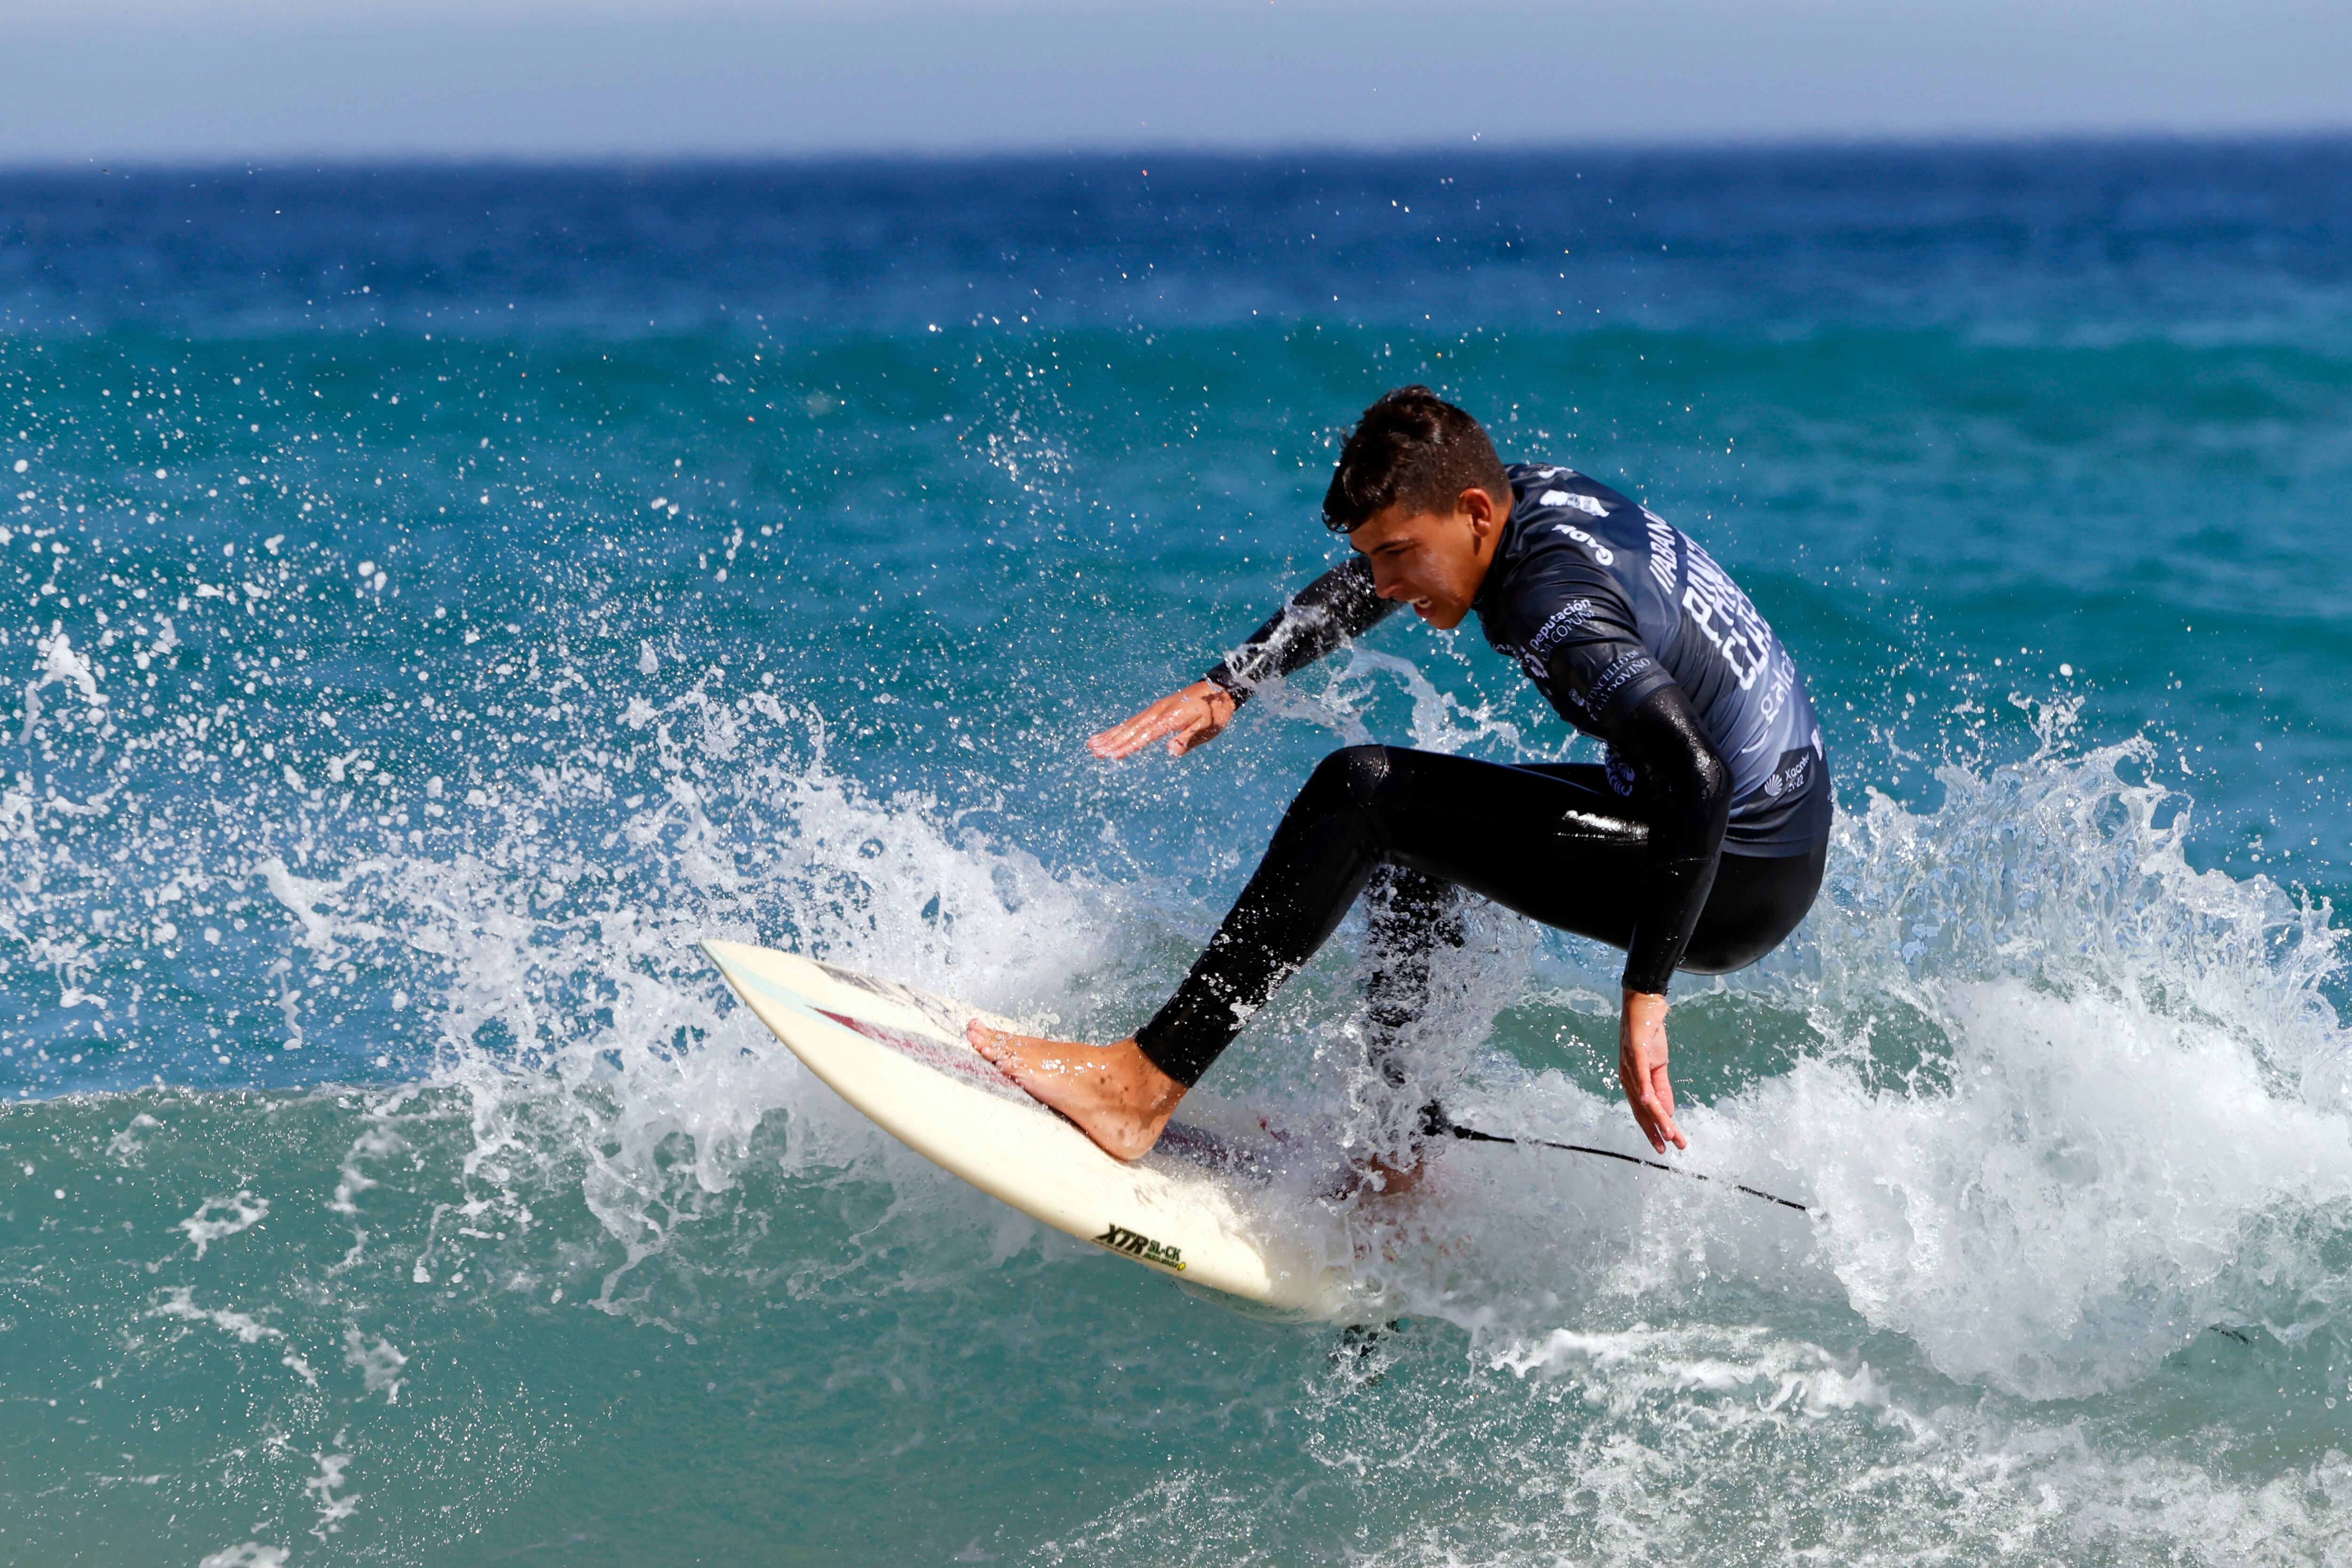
[700,940,1349,1311]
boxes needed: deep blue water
[3,141,2351,1565]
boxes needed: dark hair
[1321,386,1512,534]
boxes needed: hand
[1617,989,1686,1154]
[1087,680,1237,760]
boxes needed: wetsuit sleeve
[1573,677,1733,995]
[1204,556,1396,704]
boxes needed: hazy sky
[3,0,2347,164]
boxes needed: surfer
[972,387,1831,1171]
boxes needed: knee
[1303,744,1396,812]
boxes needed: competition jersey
[1208,461,1831,854]
[1474,463,1829,852]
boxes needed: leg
[1679,838,1829,973]
[1359,864,1465,1095]
[971,745,1647,1161]
[1134,746,1651,1086]
[1354,866,1465,1189]
[971,747,1825,1162]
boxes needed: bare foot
[1361,1152,1424,1196]
[1319,1151,1425,1202]
[966,1022,1187,1162]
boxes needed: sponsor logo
[1548,521,1614,564]
[1526,598,1598,660]
[1585,649,1653,713]
[1643,512,1680,594]
[1505,640,1559,687]
[1678,538,1775,694]
[1540,488,1611,519]
[1604,745,1638,797]
[1095,1223,1187,1272]
[1760,751,1808,799]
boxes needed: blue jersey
[1207,460,1832,853]
[1474,464,1829,851]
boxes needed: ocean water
[3,140,2351,1564]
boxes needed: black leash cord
[1440,1121,1811,1213]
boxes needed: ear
[1459,486,1506,537]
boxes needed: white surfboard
[700,940,1351,1312]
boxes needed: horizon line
[8,125,2352,179]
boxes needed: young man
[971,387,1831,1169]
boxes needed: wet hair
[1321,385,1512,534]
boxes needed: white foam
[223,693,1127,1313]
[1763,979,2352,1396]
[1326,736,2352,1402]
[303,1450,359,1537]
[197,1546,288,1568]
[177,1190,269,1259]
[150,1286,280,1343]
[342,1325,407,1403]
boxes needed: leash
[1438,1118,1811,1213]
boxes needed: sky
[1,0,2348,164]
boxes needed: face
[1346,486,1508,630]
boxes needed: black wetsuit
[1133,462,1833,1088]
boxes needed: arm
[1203,556,1395,705]
[1550,662,1733,1153]
[1608,682,1733,996]
[1089,558,1396,760]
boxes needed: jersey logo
[1548,522,1615,565]
[1539,488,1610,519]
[1643,513,1680,595]
[1095,1223,1186,1272]
[1679,540,1774,695]
[1760,752,1809,798]
[1585,651,1653,714]
[1604,746,1638,796]
[1526,599,1598,660]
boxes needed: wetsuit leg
[1133,745,1825,1087]
[1508,760,1829,974]
[1360,865,1466,1085]
[1357,865,1465,1141]
[1682,836,1828,974]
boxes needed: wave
[10,585,2349,1377]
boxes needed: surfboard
[699,940,1351,1312]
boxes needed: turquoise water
[4,145,2352,1563]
